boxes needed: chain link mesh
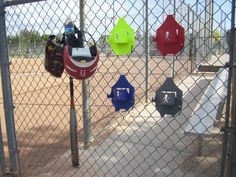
[0,0,233,176]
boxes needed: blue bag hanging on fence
[152,77,182,117]
[107,75,135,111]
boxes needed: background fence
[0,0,235,176]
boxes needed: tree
[7,29,49,57]
[41,34,50,41]
[19,29,41,43]
[97,35,108,48]
[149,33,159,56]
[212,30,221,50]
[213,30,221,43]
[7,34,20,44]
[136,29,142,42]
[8,29,44,45]
[97,34,111,55]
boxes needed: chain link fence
[0,0,234,176]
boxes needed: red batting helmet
[63,31,99,80]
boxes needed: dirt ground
[0,55,191,176]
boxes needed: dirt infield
[0,55,191,176]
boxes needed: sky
[4,0,234,40]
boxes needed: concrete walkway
[209,54,229,65]
[38,75,222,177]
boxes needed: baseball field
[0,55,191,176]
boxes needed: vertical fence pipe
[210,1,214,55]
[0,1,20,175]
[171,0,176,78]
[187,5,191,73]
[0,120,6,176]
[199,8,203,65]
[224,12,227,50]
[227,1,236,176]
[195,2,200,66]
[229,27,236,177]
[162,0,165,22]
[145,0,149,103]
[205,0,213,61]
[220,12,223,54]
[173,0,176,16]
[171,0,177,78]
[80,0,90,149]
[204,2,207,61]
[221,0,235,176]
[112,0,115,26]
[191,6,196,73]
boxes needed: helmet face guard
[63,30,99,80]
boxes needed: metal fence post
[82,80,90,149]
[205,0,213,61]
[229,27,236,177]
[80,0,91,149]
[173,0,176,16]
[145,0,149,103]
[187,5,190,60]
[0,120,7,176]
[162,0,165,22]
[228,0,236,175]
[0,1,20,176]
[220,12,223,54]
[190,5,196,73]
[221,0,235,176]
[172,0,176,78]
